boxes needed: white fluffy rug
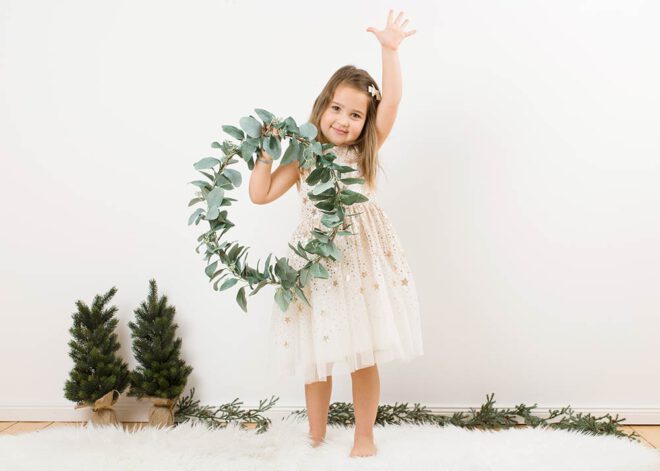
[1,418,658,471]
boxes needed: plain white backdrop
[1,0,659,422]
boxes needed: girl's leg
[304,375,333,446]
[350,364,380,457]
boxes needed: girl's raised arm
[366,10,417,149]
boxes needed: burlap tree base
[74,390,120,426]
[142,396,179,427]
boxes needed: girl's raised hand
[366,9,416,51]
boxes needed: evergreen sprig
[174,387,277,434]
[188,109,369,313]
[63,287,130,405]
[127,279,193,400]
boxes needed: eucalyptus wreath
[188,109,369,313]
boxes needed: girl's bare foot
[308,432,326,448]
[350,434,377,457]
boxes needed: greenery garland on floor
[174,388,277,435]
[172,388,641,442]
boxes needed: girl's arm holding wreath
[248,149,301,205]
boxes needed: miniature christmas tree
[127,279,193,426]
[63,286,130,425]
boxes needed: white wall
[1,0,659,422]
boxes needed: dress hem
[269,345,424,385]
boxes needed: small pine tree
[63,286,130,404]
[127,279,193,399]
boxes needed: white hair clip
[368,84,382,101]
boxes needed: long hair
[294,65,383,192]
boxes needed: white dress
[267,144,424,384]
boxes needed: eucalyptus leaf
[254,108,275,124]
[236,286,247,312]
[314,200,336,211]
[190,180,212,190]
[311,141,322,155]
[309,262,329,279]
[293,285,311,307]
[312,180,335,195]
[199,171,215,182]
[263,135,281,160]
[325,241,342,261]
[311,229,330,243]
[228,244,242,260]
[213,272,230,290]
[306,167,325,185]
[205,206,220,220]
[262,253,272,277]
[288,242,309,260]
[207,187,225,207]
[223,168,242,187]
[239,116,262,138]
[188,208,204,225]
[283,116,300,134]
[299,267,312,287]
[194,157,221,170]
[249,280,269,296]
[219,278,239,291]
[298,122,317,140]
[280,139,299,165]
[274,287,293,312]
[205,261,218,278]
[222,125,245,141]
[340,177,365,185]
[240,141,256,161]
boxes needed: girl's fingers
[394,11,404,25]
[401,19,409,29]
[404,29,417,38]
[387,9,393,25]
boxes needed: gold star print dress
[267,144,424,384]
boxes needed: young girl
[248,10,421,458]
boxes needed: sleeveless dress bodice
[297,144,377,223]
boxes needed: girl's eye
[331,105,360,119]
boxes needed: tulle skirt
[267,200,424,384]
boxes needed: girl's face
[319,84,369,146]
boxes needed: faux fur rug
[1,418,658,471]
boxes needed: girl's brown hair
[294,64,383,192]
